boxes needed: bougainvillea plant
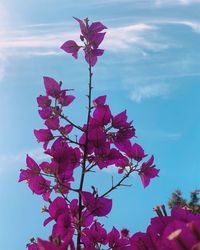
[19,17,161,249]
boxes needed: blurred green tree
[168,189,200,214]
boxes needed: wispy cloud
[138,129,182,139]
[94,0,154,8]
[104,24,170,53]
[147,19,200,33]
[94,0,200,7]
[2,17,199,59]
[0,23,161,54]
[0,20,169,64]
[130,83,170,102]
[102,165,119,174]
[156,0,200,6]
[0,3,10,80]
[1,13,199,60]
[0,2,199,93]
[178,20,200,32]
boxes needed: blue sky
[1,0,200,249]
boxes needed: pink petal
[43,76,60,98]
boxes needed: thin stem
[86,162,98,172]
[77,42,93,249]
[55,176,79,193]
[54,175,70,203]
[105,125,113,133]
[100,167,134,198]
[56,130,83,146]
[59,113,85,132]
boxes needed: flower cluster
[19,17,160,249]
[61,17,107,66]
[131,205,200,250]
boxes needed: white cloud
[148,19,200,33]
[0,12,199,84]
[174,20,200,32]
[130,83,170,102]
[0,3,9,81]
[138,129,182,139]
[102,165,119,174]
[95,0,153,7]
[179,0,200,4]
[0,31,78,49]
[165,133,182,138]
[104,24,166,52]
[0,21,169,60]
[156,0,200,6]
[1,15,199,61]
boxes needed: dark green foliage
[168,189,200,215]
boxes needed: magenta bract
[57,92,75,107]
[93,105,111,126]
[108,227,130,249]
[38,107,52,120]
[93,95,106,107]
[84,48,104,67]
[139,155,160,188]
[37,237,74,250]
[44,116,59,130]
[81,222,108,247]
[59,124,73,135]
[28,175,51,196]
[34,129,54,149]
[37,95,51,108]
[112,110,129,129]
[60,40,80,59]
[43,76,61,98]
[80,191,112,217]
[19,155,40,182]
[61,17,106,66]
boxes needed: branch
[77,40,93,249]
[100,167,134,198]
[59,113,85,132]
[56,130,84,147]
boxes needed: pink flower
[28,244,38,250]
[37,95,51,108]
[44,116,60,130]
[80,191,112,217]
[38,107,52,120]
[93,105,111,126]
[139,155,160,188]
[60,40,80,59]
[93,95,106,107]
[59,125,73,135]
[19,155,40,182]
[108,227,130,249]
[28,175,51,201]
[84,47,104,67]
[43,197,68,226]
[34,129,54,149]
[120,228,130,238]
[39,161,56,175]
[70,199,93,227]
[81,222,108,247]
[61,17,107,66]
[112,110,130,129]
[43,76,61,98]
[37,237,74,250]
[57,91,75,107]
[73,17,107,42]
[131,143,147,162]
